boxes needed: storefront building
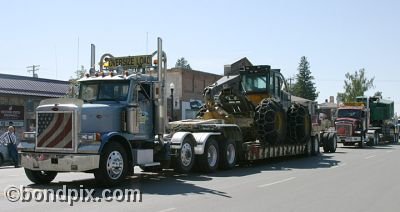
[0,74,69,138]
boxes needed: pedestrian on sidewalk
[0,126,19,168]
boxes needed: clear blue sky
[1,0,399,112]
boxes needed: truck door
[137,83,154,139]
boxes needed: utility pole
[27,65,40,78]
[287,76,296,91]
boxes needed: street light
[170,82,175,121]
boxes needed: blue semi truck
[19,38,319,186]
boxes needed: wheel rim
[226,143,236,164]
[106,151,124,180]
[181,143,193,167]
[207,145,218,167]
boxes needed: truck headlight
[80,133,101,142]
[23,132,36,140]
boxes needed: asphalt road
[1,144,399,212]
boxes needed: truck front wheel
[24,169,57,184]
[94,142,128,186]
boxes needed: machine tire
[94,142,128,186]
[328,133,337,153]
[219,140,237,169]
[198,138,219,173]
[254,98,287,145]
[24,169,57,184]
[311,136,320,156]
[287,103,311,144]
[174,136,195,173]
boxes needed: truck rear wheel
[24,169,57,184]
[94,142,128,186]
[254,98,287,145]
[198,138,219,173]
[174,137,195,173]
[219,140,237,169]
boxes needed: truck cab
[19,38,198,185]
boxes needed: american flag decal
[37,112,73,149]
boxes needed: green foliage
[291,56,319,101]
[374,91,382,97]
[338,68,374,102]
[67,65,86,98]
[175,57,192,70]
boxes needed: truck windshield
[337,109,362,119]
[79,81,130,102]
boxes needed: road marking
[258,177,296,188]
[158,208,176,212]
[386,150,393,153]
[365,155,376,159]
[331,163,347,169]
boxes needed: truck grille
[336,123,352,137]
[36,112,73,150]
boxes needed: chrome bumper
[21,152,100,172]
[338,136,361,143]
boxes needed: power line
[27,65,40,78]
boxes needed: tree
[338,68,374,102]
[175,57,192,70]
[67,65,87,97]
[291,56,319,101]
[374,91,382,97]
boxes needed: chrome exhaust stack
[154,37,167,142]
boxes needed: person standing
[0,126,19,168]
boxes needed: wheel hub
[106,151,124,179]
[181,143,193,167]
[226,144,236,164]
[207,145,218,167]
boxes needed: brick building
[165,68,222,120]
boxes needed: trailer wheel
[220,140,237,169]
[311,136,320,156]
[305,137,312,156]
[94,142,128,186]
[198,138,219,173]
[322,133,330,153]
[24,169,57,184]
[328,133,337,153]
[174,136,195,173]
